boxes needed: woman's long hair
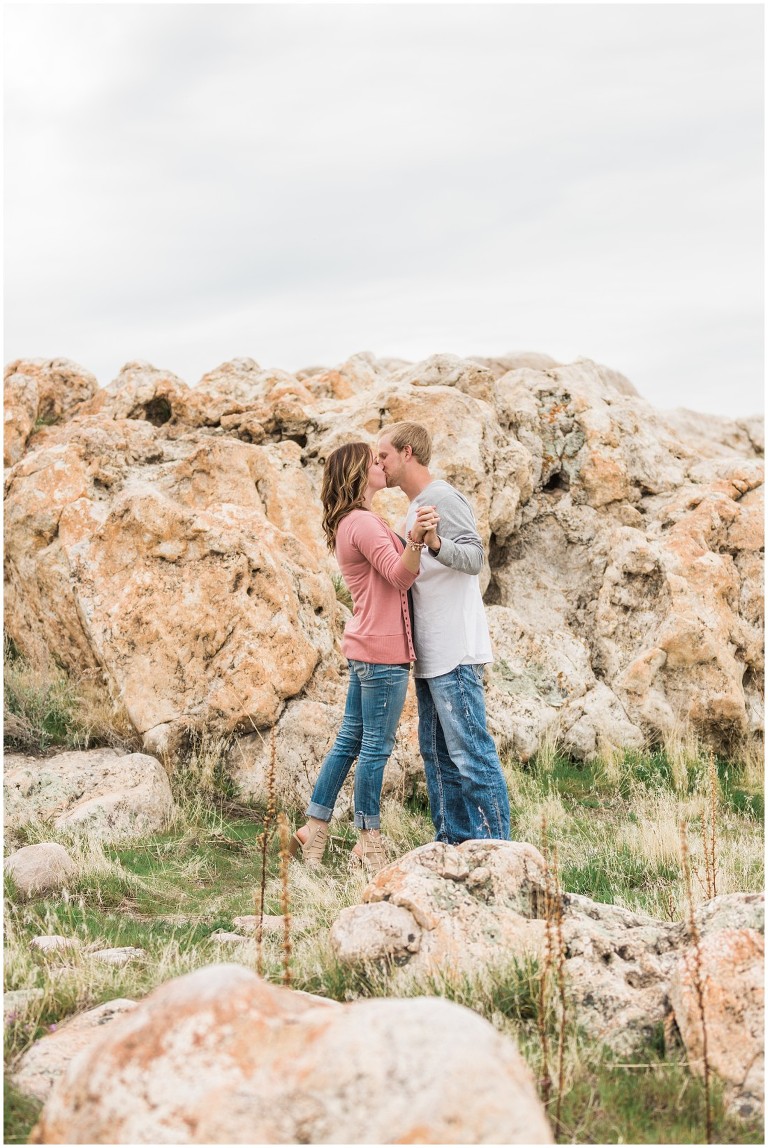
[321,442,372,550]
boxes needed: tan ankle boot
[288,820,329,866]
[351,830,389,875]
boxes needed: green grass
[4,1078,43,1145]
[4,721,764,1145]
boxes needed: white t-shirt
[405,480,494,678]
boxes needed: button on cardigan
[335,509,417,664]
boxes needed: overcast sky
[4,3,764,416]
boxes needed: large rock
[4,414,337,749]
[12,1000,137,1103]
[4,350,763,759]
[669,928,764,1116]
[559,893,681,1054]
[4,359,98,466]
[30,964,553,1144]
[4,844,77,899]
[331,841,547,977]
[4,748,175,841]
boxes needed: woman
[290,441,437,874]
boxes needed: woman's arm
[348,511,435,588]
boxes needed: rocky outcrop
[30,964,553,1144]
[4,844,77,899]
[4,352,762,774]
[329,841,765,1072]
[4,748,175,841]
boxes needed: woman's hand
[411,505,440,545]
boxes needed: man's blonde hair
[381,421,432,466]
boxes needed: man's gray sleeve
[431,489,485,575]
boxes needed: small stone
[232,914,310,935]
[209,932,249,945]
[4,988,46,1024]
[88,948,145,966]
[31,936,81,954]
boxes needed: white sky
[4,3,764,417]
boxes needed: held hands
[411,505,441,550]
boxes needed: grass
[2,654,764,1144]
[4,638,138,756]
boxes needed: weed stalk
[680,821,712,1144]
[255,727,278,977]
[277,812,293,987]
[537,815,553,1112]
[551,843,568,1140]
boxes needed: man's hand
[412,505,440,545]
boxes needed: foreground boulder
[31,964,553,1144]
[4,748,175,841]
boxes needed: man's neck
[400,469,434,502]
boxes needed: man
[377,421,511,843]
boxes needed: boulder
[330,840,548,979]
[4,414,337,750]
[30,964,553,1144]
[12,999,136,1103]
[559,893,681,1054]
[669,928,764,1116]
[4,748,175,841]
[4,844,76,899]
[4,358,98,466]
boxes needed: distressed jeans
[416,664,511,843]
[306,659,410,830]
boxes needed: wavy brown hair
[321,442,372,550]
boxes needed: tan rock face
[3,350,763,762]
[4,359,99,466]
[670,928,764,1115]
[31,964,553,1145]
[4,415,336,747]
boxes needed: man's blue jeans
[416,664,510,843]
[306,660,410,830]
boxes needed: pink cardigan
[335,509,417,664]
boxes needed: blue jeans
[306,660,410,830]
[416,664,510,843]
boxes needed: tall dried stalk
[255,727,278,977]
[537,815,554,1111]
[680,821,713,1143]
[277,812,293,987]
[702,754,718,901]
[551,843,568,1141]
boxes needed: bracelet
[407,530,426,551]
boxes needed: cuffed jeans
[416,663,511,843]
[306,659,410,830]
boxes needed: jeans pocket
[350,659,373,681]
[471,663,485,683]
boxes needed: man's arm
[428,490,484,576]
